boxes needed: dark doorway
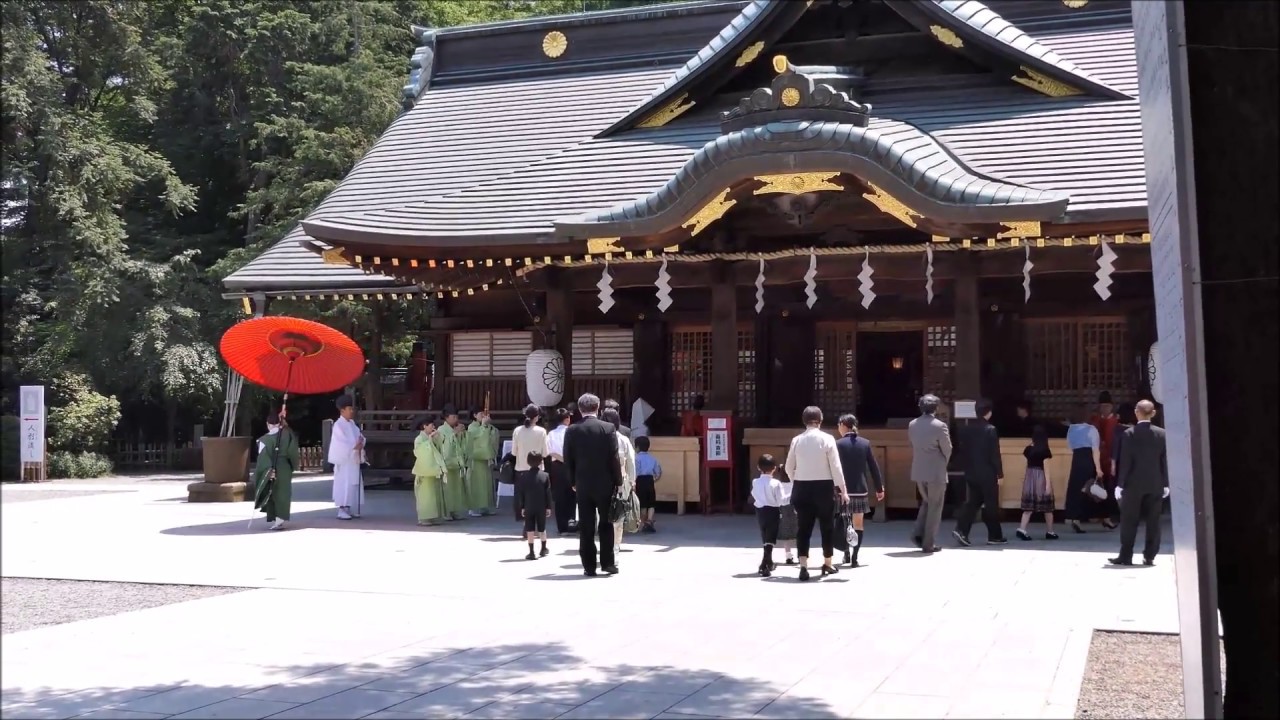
[856,331,924,425]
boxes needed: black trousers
[956,475,1004,541]
[792,480,836,559]
[548,460,575,533]
[577,492,616,572]
[1117,489,1163,562]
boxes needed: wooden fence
[113,442,328,473]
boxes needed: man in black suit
[953,399,1007,546]
[564,393,623,576]
[603,398,631,438]
[1110,400,1169,566]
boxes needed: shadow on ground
[1,641,842,719]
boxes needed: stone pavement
[1,475,1180,719]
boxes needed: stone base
[187,481,247,503]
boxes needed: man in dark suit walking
[563,393,623,576]
[953,399,1007,546]
[1110,400,1169,566]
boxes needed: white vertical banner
[19,385,45,464]
[925,245,935,304]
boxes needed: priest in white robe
[328,394,366,519]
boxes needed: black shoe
[1045,532,1060,540]
[923,546,942,554]
[603,565,619,575]
[1143,558,1155,566]
[1102,519,1118,530]
[953,530,972,547]
[785,557,797,566]
[539,547,549,558]
[767,561,777,571]
[1016,529,1033,541]
[799,566,810,582]
[821,564,838,577]
[987,537,1009,545]
[758,564,771,578]
[912,535,923,548]
[850,559,860,568]
[1108,557,1134,566]
[1071,521,1085,534]
[843,551,852,565]
[583,569,598,577]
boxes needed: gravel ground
[1,578,245,634]
[1076,631,1227,719]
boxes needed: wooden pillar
[709,262,738,412]
[954,252,982,400]
[545,279,574,403]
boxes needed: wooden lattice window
[669,328,711,412]
[814,323,857,413]
[450,331,532,377]
[1024,318,1131,421]
[738,329,756,419]
[572,327,633,375]
[924,325,956,404]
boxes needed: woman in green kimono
[412,415,446,526]
[433,406,467,521]
[464,407,500,517]
[254,412,298,530]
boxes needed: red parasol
[219,316,365,401]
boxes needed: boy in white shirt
[751,454,785,577]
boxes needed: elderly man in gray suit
[908,394,952,553]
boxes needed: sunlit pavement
[1,475,1178,719]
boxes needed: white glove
[1114,486,1123,502]
[1162,487,1170,499]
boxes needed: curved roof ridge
[911,0,1129,99]
[555,119,1069,238]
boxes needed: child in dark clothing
[517,451,552,560]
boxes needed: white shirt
[751,474,784,508]
[546,424,567,458]
[785,427,846,490]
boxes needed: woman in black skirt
[782,406,849,581]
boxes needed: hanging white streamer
[804,251,818,309]
[754,258,766,314]
[1093,239,1117,300]
[597,261,615,314]
[925,245,935,304]
[858,250,876,309]
[1023,244,1033,302]
[655,258,672,312]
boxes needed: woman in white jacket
[601,408,635,550]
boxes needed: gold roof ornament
[1012,66,1083,97]
[754,172,842,195]
[542,31,568,59]
[997,220,1042,238]
[1062,0,1089,7]
[321,246,349,265]
[587,237,624,254]
[780,87,801,107]
[682,188,738,236]
[636,93,695,128]
[930,25,964,49]
[735,41,764,68]
[862,182,921,228]
[772,55,789,74]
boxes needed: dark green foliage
[2,0,678,445]
[1,416,19,481]
[46,451,115,480]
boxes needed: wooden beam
[709,261,738,412]
[545,275,574,403]
[954,252,982,400]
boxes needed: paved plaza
[1,475,1179,719]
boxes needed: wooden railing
[113,443,201,471]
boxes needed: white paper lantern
[526,349,564,407]
[1147,341,1161,403]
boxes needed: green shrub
[48,373,120,453]
[1,415,19,481]
[47,451,114,479]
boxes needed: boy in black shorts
[633,436,663,532]
[517,451,552,560]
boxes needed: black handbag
[609,491,629,524]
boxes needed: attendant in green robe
[253,412,298,530]
[433,406,467,520]
[412,415,446,526]
[464,407,500,516]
